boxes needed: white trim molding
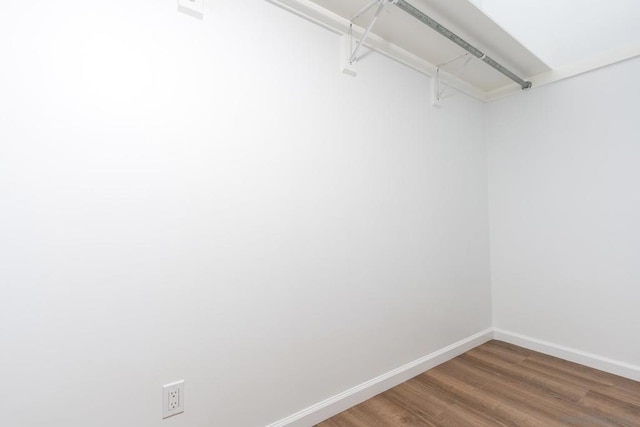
[493,329,640,382]
[266,328,494,427]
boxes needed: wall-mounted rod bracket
[342,0,399,77]
[348,0,388,65]
[432,53,474,107]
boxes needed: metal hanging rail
[393,0,532,90]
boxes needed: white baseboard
[493,329,640,382]
[266,328,493,427]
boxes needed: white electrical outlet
[177,0,204,19]
[162,380,185,419]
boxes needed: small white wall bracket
[178,0,204,19]
[341,31,357,77]
[432,68,442,108]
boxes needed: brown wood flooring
[317,340,640,427]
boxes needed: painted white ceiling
[473,0,640,69]
[275,0,640,100]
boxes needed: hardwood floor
[317,340,640,427]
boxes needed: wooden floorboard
[316,340,640,427]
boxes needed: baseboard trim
[266,328,493,427]
[493,329,640,381]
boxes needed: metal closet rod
[393,0,532,90]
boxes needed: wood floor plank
[526,352,640,398]
[487,340,534,357]
[418,369,548,426]
[467,342,529,365]
[342,396,433,427]
[434,402,508,427]
[580,390,640,426]
[520,358,617,392]
[440,357,582,425]
[594,386,640,411]
[459,351,589,403]
[403,376,506,426]
[382,380,450,420]
[316,341,640,427]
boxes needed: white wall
[488,57,640,366]
[0,1,491,426]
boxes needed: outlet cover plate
[162,380,185,419]
[178,0,204,19]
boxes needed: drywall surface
[0,1,491,425]
[487,57,640,366]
